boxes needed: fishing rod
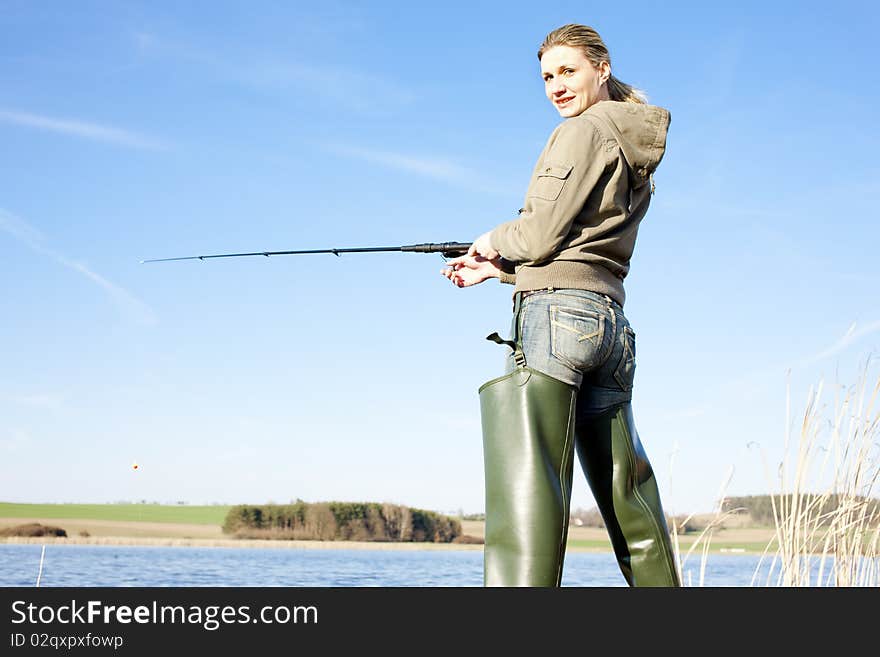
[141,241,472,264]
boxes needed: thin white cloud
[0,209,157,325]
[326,143,513,196]
[0,209,43,243]
[0,109,170,151]
[236,61,416,110]
[132,31,413,115]
[333,144,470,179]
[799,320,880,366]
[132,31,212,66]
[665,321,880,424]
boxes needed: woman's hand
[440,254,503,288]
[468,231,500,261]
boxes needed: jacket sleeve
[498,258,516,285]
[489,119,612,264]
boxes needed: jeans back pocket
[549,305,608,372]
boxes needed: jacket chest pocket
[529,163,573,201]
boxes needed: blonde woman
[443,24,680,587]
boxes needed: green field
[0,502,230,525]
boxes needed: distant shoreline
[0,515,489,552]
[0,535,486,551]
[0,514,777,555]
[0,535,770,555]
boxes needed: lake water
[0,544,769,587]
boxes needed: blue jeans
[504,288,636,419]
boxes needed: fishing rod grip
[400,242,472,257]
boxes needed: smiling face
[540,45,610,118]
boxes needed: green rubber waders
[575,403,681,587]
[479,342,578,587]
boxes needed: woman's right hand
[440,254,502,288]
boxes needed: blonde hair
[538,24,647,104]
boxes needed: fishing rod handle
[400,242,472,257]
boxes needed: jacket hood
[581,101,671,188]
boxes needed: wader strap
[512,291,523,345]
[486,332,526,368]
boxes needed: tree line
[722,494,880,525]
[572,494,880,531]
[222,500,464,542]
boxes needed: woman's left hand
[468,231,499,261]
[440,254,502,288]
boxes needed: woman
[442,24,680,587]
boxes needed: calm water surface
[0,544,765,587]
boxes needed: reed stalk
[36,544,45,587]
[669,450,742,586]
[756,366,880,586]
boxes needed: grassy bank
[0,504,780,553]
[0,502,230,525]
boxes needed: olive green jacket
[490,100,671,307]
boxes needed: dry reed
[669,458,742,587]
[753,366,880,586]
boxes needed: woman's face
[541,45,609,118]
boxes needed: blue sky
[1,1,878,516]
